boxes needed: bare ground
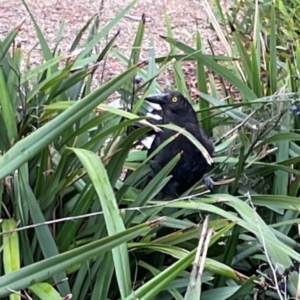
[0,0,231,97]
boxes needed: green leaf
[70,148,132,298]
[162,36,258,100]
[29,283,62,300]
[0,64,140,179]
[0,68,18,142]
[0,220,159,298]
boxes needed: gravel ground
[0,0,231,96]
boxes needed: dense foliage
[1,0,300,299]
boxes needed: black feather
[145,91,214,199]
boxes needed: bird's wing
[145,108,163,125]
[186,123,214,156]
[141,134,156,149]
[147,130,164,157]
[108,99,163,149]
[140,108,163,149]
[147,128,183,174]
[147,122,214,175]
[148,122,214,155]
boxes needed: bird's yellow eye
[172,97,177,103]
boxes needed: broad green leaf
[70,148,132,298]
[0,64,140,179]
[0,220,159,298]
[29,283,62,300]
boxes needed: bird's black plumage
[145,91,214,199]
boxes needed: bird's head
[145,91,190,111]
[145,91,197,122]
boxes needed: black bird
[144,91,214,199]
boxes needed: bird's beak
[145,93,168,104]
